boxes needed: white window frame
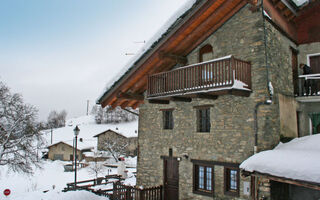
[307,52,320,66]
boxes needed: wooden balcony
[147,55,251,100]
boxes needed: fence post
[140,189,145,200]
[160,185,163,200]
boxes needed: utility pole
[51,128,53,144]
[86,100,89,116]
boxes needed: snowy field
[0,158,136,200]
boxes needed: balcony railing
[298,74,320,97]
[147,55,251,98]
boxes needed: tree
[87,153,105,179]
[91,105,138,124]
[47,110,67,128]
[102,137,128,162]
[0,81,43,174]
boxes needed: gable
[98,0,248,109]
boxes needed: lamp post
[73,125,80,189]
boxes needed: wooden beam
[148,99,170,104]
[132,101,141,109]
[249,172,320,191]
[120,101,129,109]
[170,97,192,102]
[195,94,218,100]
[117,92,144,101]
[229,89,251,97]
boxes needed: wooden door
[291,48,299,96]
[164,157,179,200]
[310,55,320,73]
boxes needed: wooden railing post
[140,189,145,200]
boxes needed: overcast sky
[0,0,189,121]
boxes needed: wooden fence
[111,182,163,200]
[64,174,123,191]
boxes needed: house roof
[93,129,128,138]
[97,0,319,109]
[97,0,249,109]
[240,134,320,186]
[47,141,93,151]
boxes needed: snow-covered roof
[240,134,320,184]
[94,128,138,138]
[43,115,138,149]
[47,141,93,151]
[98,0,198,103]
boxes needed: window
[163,110,173,129]
[197,108,210,132]
[193,163,214,196]
[199,44,213,62]
[224,167,240,197]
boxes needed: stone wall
[264,18,298,143]
[137,5,284,200]
[48,142,82,161]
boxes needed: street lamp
[73,125,80,189]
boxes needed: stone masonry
[136,4,289,200]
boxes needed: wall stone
[136,5,283,200]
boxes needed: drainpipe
[253,2,274,199]
[254,100,272,154]
[253,0,274,155]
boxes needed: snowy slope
[240,134,320,183]
[42,115,138,149]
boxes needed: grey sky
[0,0,189,121]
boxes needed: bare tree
[47,110,67,128]
[92,105,138,124]
[102,138,128,162]
[87,156,105,179]
[0,81,43,174]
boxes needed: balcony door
[291,48,298,96]
[309,54,320,95]
[309,55,320,73]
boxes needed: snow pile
[99,0,197,99]
[0,158,136,199]
[12,190,108,200]
[240,134,320,183]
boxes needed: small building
[47,141,93,161]
[94,129,138,156]
[241,134,320,199]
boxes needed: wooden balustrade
[112,182,163,200]
[147,56,251,98]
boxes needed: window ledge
[193,190,213,197]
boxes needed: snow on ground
[13,190,108,200]
[240,134,320,183]
[0,158,136,199]
[42,115,138,150]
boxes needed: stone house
[98,0,320,199]
[47,141,92,161]
[94,129,138,156]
